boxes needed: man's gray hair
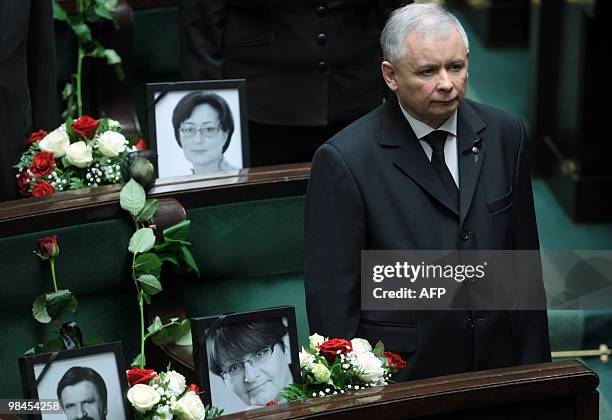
[381,3,469,63]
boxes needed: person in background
[57,366,108,420]
[0,0,57,201]
[207,319,294,411]
[172,91,238,174]
[178,0,410,167]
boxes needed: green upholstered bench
[0,164,310,398]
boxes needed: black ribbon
[35,322,83,386]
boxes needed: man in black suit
[305,3,550,381]
[0,0,57,201]
[178,0,408,166]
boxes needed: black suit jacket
[304,97,551,380]
[179,0,406,126]
[0,0,57,201]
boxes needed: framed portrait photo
[18,342,133,420]
[191,306,300,415]
[147,79,250,179]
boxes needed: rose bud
[36,235,59,260]
[126,152,157,192]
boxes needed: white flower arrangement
[281,334,407,401]
[126,369,223,419]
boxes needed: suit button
[317,61,328,72]
[317,33,327,45]
[460,229,472,241]
[316,6,327,17]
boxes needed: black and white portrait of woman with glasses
[172,92,237,174]
[192,308,299,414]
[147,81,249,179]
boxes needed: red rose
[384,352,406,370]
[188,383,201,394]
[27,129,48,145]
[135,139,147,151]
[30,151,55,177]
[265,401,279,407]
[318,338,353,362]
[36,235,59,259]
[126,368,157,386]
[71,115,99,139]
[31,181,54,197]
[17,171,31,196]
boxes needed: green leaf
[71,22,93,43]
[120,179,146,216]
[373,340,385,356]
[61,81,73,100]
[147,316,163,334]
[136,199,158,222]
[137,274,162,295]
[163,220,190,242]
[32,294,52,324]
[150,328,169,345]
[53,1,70,22]
[142,293,151,305]
[134,253,162,278]
[173,319,192,346]
[131,353,145,368]
[180,246,200,277]
[129,228,156,254]
[93,2,114,20]
[103,48,121,65]
[46,290,78,320]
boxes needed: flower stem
[50,259,58,293]
[139,289,145,368]
[76,46,85,117]
[75,0,85,116]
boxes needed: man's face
[382,30,469,128]
[60,381,106,420]
[219,342,292,406]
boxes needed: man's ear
[381,61,399,92]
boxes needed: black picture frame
[18,342,133,420]
[191,306,300,415]
[146,79,250,179]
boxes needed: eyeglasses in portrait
[147,80,250,179]
[191,307,300,414]
[18,342,132,420]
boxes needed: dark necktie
[423,130,459,210]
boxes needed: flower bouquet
[126,368,222,419]
[15,115,145,197]
[282,334,406,401]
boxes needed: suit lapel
[457,101,487,227]
[381,98,459,216]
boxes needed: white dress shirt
[399,105,459,187]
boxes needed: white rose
[152,405,173,420]
[66,141,93,168]
[299,347,315,369]
[354,352,385,383]
[127,384,161,413]
[39,127,70,158]
[98,130,127,157]
[351,338,372,354]
[309,333,326,350]
[165,370,187,396]
[108,119,122,130]
[311,363,331,384]
[176,392,206,420]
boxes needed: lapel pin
[472,138,482,154]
